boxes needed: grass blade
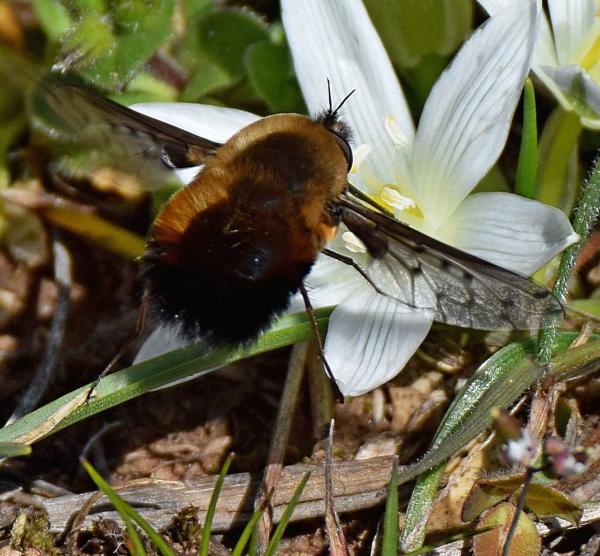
[231,505,267,556]
[199,453,234,556]
[515,78,537,199]
[399,463,442,551]
[381,458,399,555]
[0,442,31,458]
[82,459,175,556]
[0,308,333,444]
[82,459,147,555]
[263,472,311,556]
[397,332,589,551]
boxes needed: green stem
[536,108,582,209]
[538,152,600,363]
[515,79,537,199]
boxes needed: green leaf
[381,460,399,555]
[536,107,582,212]
[0,442,31,458]
[364,0,473,69]
[463,476,520,523]
[181,61,233,102]
[83,459,175,555]
[569,297,600,318]
[399,463,444,551]
[199,454,233,556]
[82,459,146,555]
[31,0,72,41]
[0,308,332,444]
[196,9,268,80]
[113,72,178,105]
[231,505,266,556]
[524,483,582,524]
[245,41,304,113]
[398,332,584,552]
[60,0,176,89]
[473,165,510,194]
[515,79,538,199]
[549,336,600,382]
[69,0,106,14]
[472,502,541,556]
[263,472,311,556]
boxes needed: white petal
[477,0,556,64]
[534,11,560,68]
[541,64,600,127]
[411,0,539,229]
[325,284,433,397]
[438,192,579,275]
[476,0,512,12]
[281,0,414,185]
[130,102,260,143]
[477,1,561,100]
[134,323,190,363]
[548,0,596,64]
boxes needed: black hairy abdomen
[142,196,313,344]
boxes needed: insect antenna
[332,88,356,119]
[326,78,357,119]
[299,283,344,402]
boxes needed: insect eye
[333,133,353,172]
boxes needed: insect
[34,75,562,381]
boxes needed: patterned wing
[31,75,221,191]
[339,197,562,331]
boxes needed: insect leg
[322,248,388,296]
[85,291,149,401]
[299,283,343,402]
[322,248,427,313]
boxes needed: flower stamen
[384,114,409,147]
[380,186,417,212]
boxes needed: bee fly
[34,76,562,392]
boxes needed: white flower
[132,0,577,397]
[479,0,600,129]
[281,0,577,396]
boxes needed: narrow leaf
[263,472,311,556]
[399,463,443,551]
[515,79,537,199]
[398,332,585,551]
[231,505,267,556]
[82,459,175,556]
[381,459,399,555]
[82,459,146,555]
[0,308,332,444]
[199,453,234,556]
[536,107,582,211]
[0,442,31,458]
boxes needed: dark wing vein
[34,75,221,171]
[339,196,562,331]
